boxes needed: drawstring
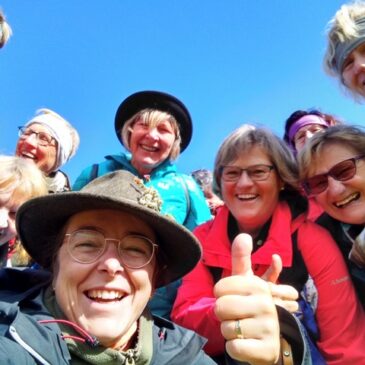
[38,319,99,348]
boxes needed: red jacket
[171,202,365,364]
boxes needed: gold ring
[235,320,244,339]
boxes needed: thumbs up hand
[262,255,299,313]
[214,233,280,365]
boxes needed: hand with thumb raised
[214,233,280,365]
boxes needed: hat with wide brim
[114,90,193,152]
[16,170,201,287]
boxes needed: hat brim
[16,192,201,287]
[114,90,192,152]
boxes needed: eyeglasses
[65,229,158,269]
[221,164,274,182]
[302,155,365,196]
[18,126,55,147]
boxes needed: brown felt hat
[114,90,193,152]
[16,170,201,287]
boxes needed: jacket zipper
[9,325,52,365]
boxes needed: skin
[309,143,365,225]
[0,191,19,245]
[129,118,176,176]
[15,123,58,175]
[342,43,365,98]
[53,209,157,350]
[220,145,283,238]
[214,233,280,365]
[294,124,326,152]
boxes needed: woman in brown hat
[0,170,306,364]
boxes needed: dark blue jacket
[0,269,216,365]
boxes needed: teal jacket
[73,153,211,231]
[73,153,211,319]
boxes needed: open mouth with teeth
[236,194,258,201]
[19,151,37,162]
[85,289,125,303]
[334,192,360,208]
[140,144,159,153]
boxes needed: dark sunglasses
[302,155,365,196]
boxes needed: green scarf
[43,286,153,365]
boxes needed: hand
[214,233,280,365]
[262,254,299,313]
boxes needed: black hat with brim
[114,90,193,152]
[16,170,201,287]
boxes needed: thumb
[231,233,254,276]
[261,254,282,283]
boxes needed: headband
[334,17,365,74]
[25,114,75,172]
[288,115,328,143]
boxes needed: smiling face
[220,145,282,237]
[309,143,365,225]
[0,191,19,245]
[129,118,176,175]
[53,209,157,350]
[342,43,365,98]
[294,124,326,152]
[15,123,58,175]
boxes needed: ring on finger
[235,319,244,339]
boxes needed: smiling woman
[0,170,294,364]
[0,155,47,267]
[172,124,365,364]
[298,124,365,305]
[73,90,211,319]
[15,108,80,193]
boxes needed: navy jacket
[0,269,216,365]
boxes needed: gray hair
[298,124,365,181]
[213,125,299,195]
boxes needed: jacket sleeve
[298,221,365,364]
[171,224,225,356]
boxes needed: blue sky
[1,1,365,184]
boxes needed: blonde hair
[0,9,12,49]
[324,1,365,97]
[121,109,181,160]
[0,156,48,266]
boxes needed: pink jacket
[171,202,365,364]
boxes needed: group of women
[2,1,365,364]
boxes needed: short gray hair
[213,125,299,195]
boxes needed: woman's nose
[236,171,254,186]
[146,127,159,140]
[353,55,365,75]
[21,133,38,147]
[327,176,346,196]
[97,244,124,276]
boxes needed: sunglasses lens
[331,160,356,181]
[306,175,328,195]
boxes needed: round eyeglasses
[221,164,274,182]
[18,126,55,147]
[65,229,158,269]
[302,155,365,196]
